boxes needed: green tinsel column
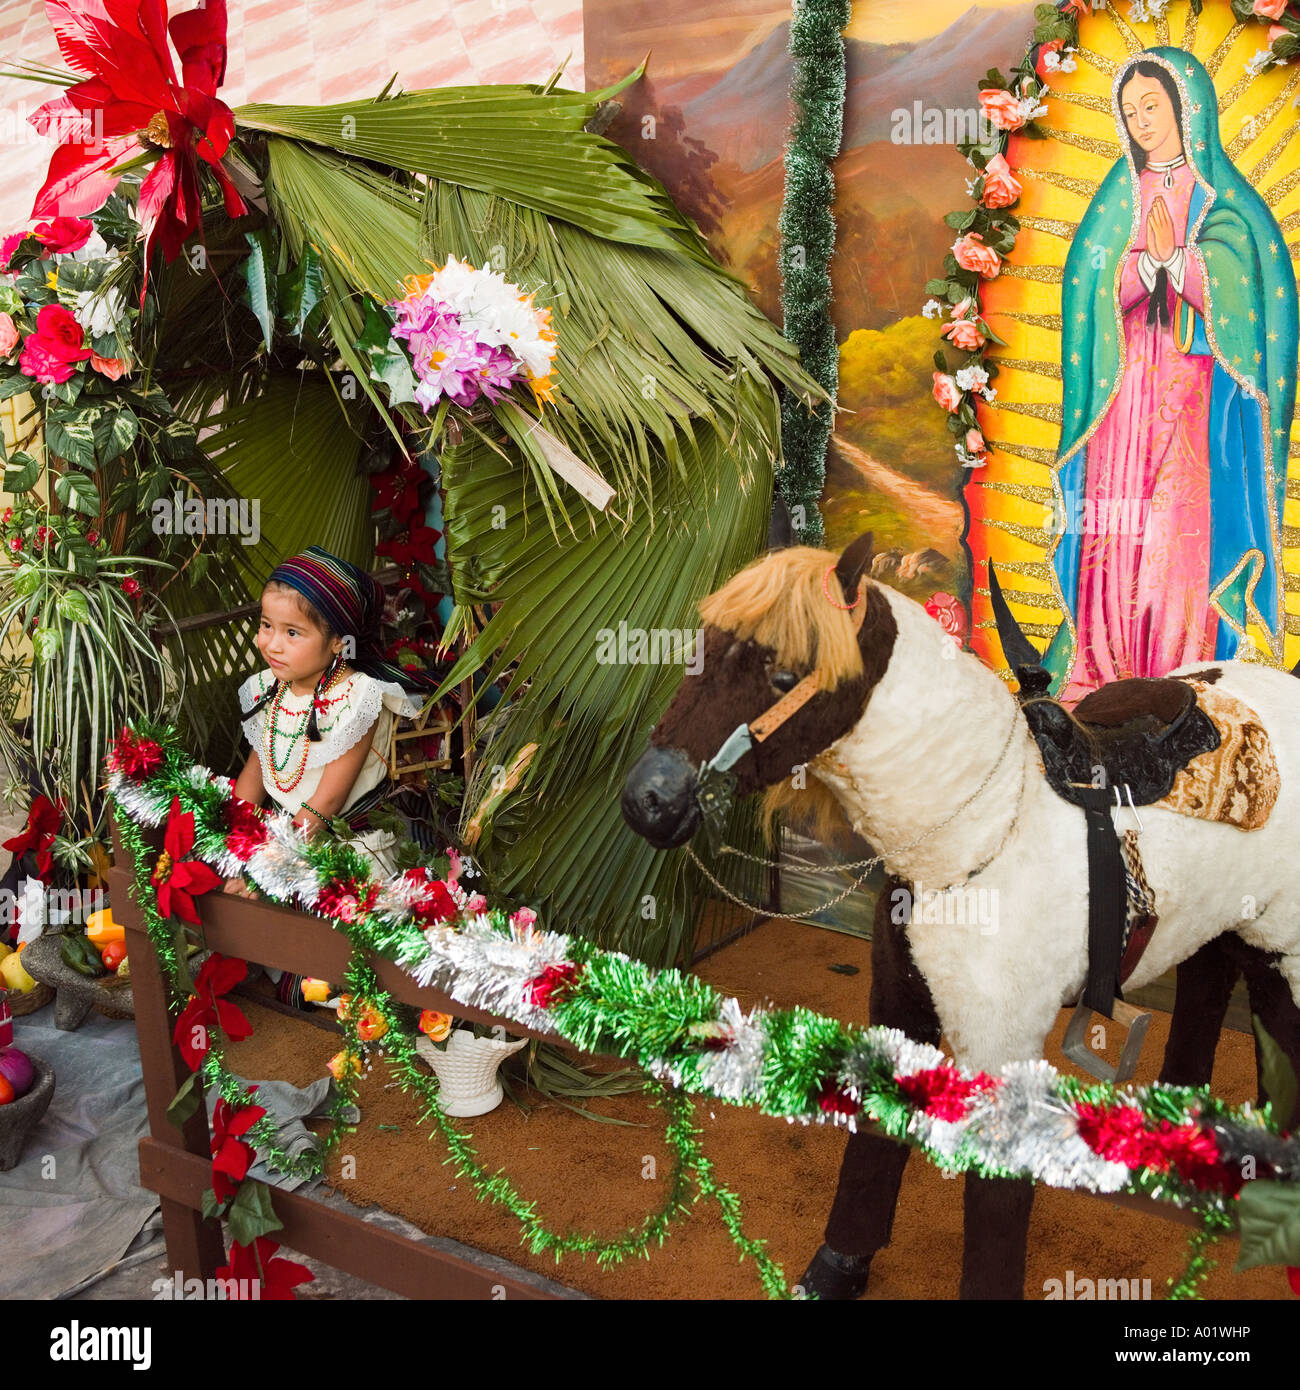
[777,0,851,547]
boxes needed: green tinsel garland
[115,796,792,1297]
[777,0,852,545]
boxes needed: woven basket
[9,980,53,1016]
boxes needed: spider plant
[0,553,179,857]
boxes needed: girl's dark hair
[1118,60,1184,171]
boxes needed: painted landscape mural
[583,0,1036,603]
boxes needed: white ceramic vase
[415,1029,528,1116]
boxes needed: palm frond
[235,65,724,267]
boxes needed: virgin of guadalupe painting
[1041,46,1298,701]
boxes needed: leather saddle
[1013,667,1220,806]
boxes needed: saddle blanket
[1155,679,1279,831]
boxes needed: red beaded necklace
[263,664,351,794]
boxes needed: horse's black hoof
[796,1245,872,1300]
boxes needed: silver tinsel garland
[108,752,1300,1212]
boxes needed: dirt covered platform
[225,918,1286,1301]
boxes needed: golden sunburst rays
[966,1,1300,672]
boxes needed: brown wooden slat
[137,1139,579,1300]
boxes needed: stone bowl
[0,1051,54,1171]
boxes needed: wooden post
[109,816,226,1282]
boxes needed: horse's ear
[834,531,874,602]
[767,496,794,551]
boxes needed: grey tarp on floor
[0,1009,158,1300]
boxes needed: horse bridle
[694,577,870,850]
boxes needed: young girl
[226,545,441,886]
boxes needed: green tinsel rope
[1167,1208,1235,1301]
[333,944,793,1296]
[777,0,852,545]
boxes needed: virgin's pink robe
[1058,160,1217,706]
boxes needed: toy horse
[622,531,1300,1299]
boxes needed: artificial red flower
[19,304,93,383]
[402,867,459,929]
[89,351,129,379]
[315,876,379,924]
[1074,1102,1240,1194]
[818,1083,861,1118]
[3,793,63,877]
[172,951,251,1071]
[377,522,441,571]
[151,795,222,924]
[28,0,247,301]
[32,214,93,253]
[224,795,268,862]
[7,536,23,555]
[210,1084,265,1202]
[895,1065,998,1123]
[85,528,100,545]
[1288,1267,1300,1297]
[107,726,164,778]
[0,231,29,270]
[925,591,969,646]
[121,576,141,596]
[525,961,581,1009]
[215,1236,314,1301]
[1035,38,1066,80]
[370,460,425,525]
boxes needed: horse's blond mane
[698,546,866,694]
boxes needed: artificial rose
[32,215,93,254]
[327,1050,360,1082]
[418,1009,453,1042]
[1269,23,1289,43]
[18,334,78,384]
[89,352,128,380]
[952,232,1002,279]
[942,317,986,351]
[0,314,18,357]
[980,153,1022,210]
[1035,39,1065,79]
[465,893,487,914]
[965,429,986,457]
[931,372,962,413]
[33,303,89,357]
[978,88,1027,132]
[925,591,970,644]
[1253,0,1287,20]
[1061,0,1090,13]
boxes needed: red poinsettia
[29,0,247,299]
[151,796,222,924]
[315,876,379,924]
[107,726,165,778]
[224,795,268,863]
[525,961,581,1009]
[3,793,64,878]
[173,952,251,1071]
[370,459,426,525]
[210,1083,266,1202]
[895,1065,998,1123]
[377,522,441,571]
[215,1236,314,1301]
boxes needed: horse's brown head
[621,531,897,848]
